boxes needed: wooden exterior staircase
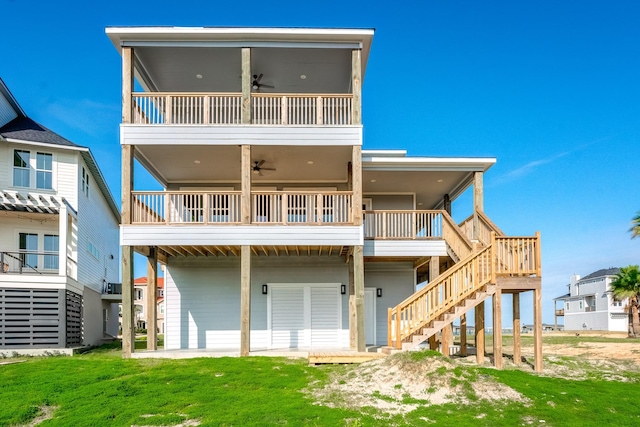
[384,212,541,354]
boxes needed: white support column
[58,205,68,277]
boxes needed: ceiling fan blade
[257,160,266,167]
[260,167,276,171]
[256,73,263,83]
[258,169,263,176]
[260,84,275,89]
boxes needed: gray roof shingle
[0,116,81,148]
[581,267,621,281]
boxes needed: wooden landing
[308,351,387,364]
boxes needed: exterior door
[269,283,341,349]
[364,288,376,345]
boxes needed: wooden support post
[352,146,362,226]
[473,172,483,240]
[460,313,467,356]
[146,247,158,351]
[443,193,451,216]
[493,289,503,369]
[534,288,543,372]
[429,334,438,350]
[513,292,521,365]
[241,145,251,224]
[240,245,251,356]
[241,48,251,124]
[441,324,452,357]
[122,245,134,358]
[475,301,485,365]
[354,245,365,352]
[429,256,440,282]
[122,46,133,124]
[351,49,362,125]
[122,144,134,226]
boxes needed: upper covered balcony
[106,27,374,144]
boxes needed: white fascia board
[4,138,88,152]
[362,156,496,172]
[361,150,406,157]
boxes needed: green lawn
[1,343,639,426]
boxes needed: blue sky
[2,0,639,325]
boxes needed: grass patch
[1,343,640,426]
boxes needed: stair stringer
[402,284,497,351]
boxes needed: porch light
[262,284,268,295]
[376,288,382,298]
[341,285,346,295]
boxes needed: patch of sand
[17,405,58,427]
[311,353,528,415]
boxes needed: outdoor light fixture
[377,288,382,298]
[340,284,346,295]
[262,284,268,295]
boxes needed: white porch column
[58,205,68,277]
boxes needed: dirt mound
[312,351,528,415]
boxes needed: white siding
[121,124,363,147]
[122,225,363,246]
[0,93,18,128]
[0,143,9,189]
[75,155,120,294]
[164,256,351,350]
[364,240,447,257]
[364,263,415,346]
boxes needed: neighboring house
[107,27,542,369]
[131,276,165,333]
[554,268,626,332]
[0,78,121,349]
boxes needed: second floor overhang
[106,27,374,94]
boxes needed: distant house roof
[553,293,570,301]
[0,78,120,221]
[134,277,165,289]
[581,268,621,281]
[0,116,79,147]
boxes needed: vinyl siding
[364,240,447,257]
[75,156,120,294]
[121,124,363,146]
[0,93,18,128]
[364,263,415,346]
[121,224,363,246]
[165,256,351,350]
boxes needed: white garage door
[269,284,341,349]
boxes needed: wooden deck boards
[308,351,387,364]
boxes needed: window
[43,234,59,270]
[19,233,38,269]
[160,303,165,314]
[88,241,99,260]
[36,152,53,189]
[81,167,90,197]
[13,149,30,187]
[579,300,584,310]
[157,289,164,297]
[565,302,569,311]
[135,288,143,300]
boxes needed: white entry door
[269,283,341,349]
[364,288,376,345]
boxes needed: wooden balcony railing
[442,211,474,260]
[555,309,565,316]
[363,210,443,239]
[493,232,542,277]
[132,93,353,125]
[251,191,352,224]
[132,191,242,224]
[132,191,353,225]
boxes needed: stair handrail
[459,211,505,245]
[441,210,474,260]
[389,244,493,348]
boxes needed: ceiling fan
[252,160,276,175]
[252,74,274,91]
